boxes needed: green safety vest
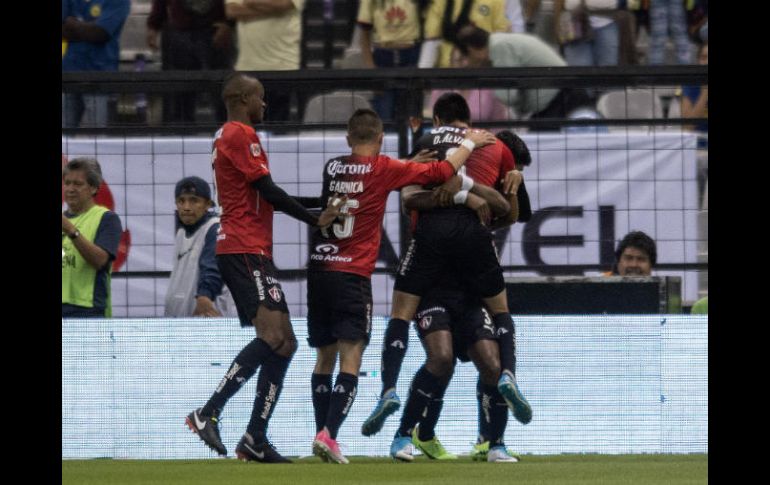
[62,205,112,317]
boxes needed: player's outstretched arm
[252,175,341,227]
[444,130,497,172]
[318,195,347,228]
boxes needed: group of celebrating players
[184,73,533,464]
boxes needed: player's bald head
[222,73,263,105]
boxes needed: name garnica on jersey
[326,160,372,194]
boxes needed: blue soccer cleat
[497,371,533,425]
[389,434,414,462]
[361,388,401,437]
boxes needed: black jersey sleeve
[516,180,532,222]
[251,175,319,226]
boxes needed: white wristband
[453,190,469,205]
[460,173,474,191]
[460,138,476,152]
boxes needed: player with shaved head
[185,73,343,463]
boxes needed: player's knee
[268,334,297,357]
[391,290,421,321]
[281,336,298,356]
[426,352,454,379]
[477,360,500,386]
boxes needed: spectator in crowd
[680,42,707,137]
[357,0,428,121]
[62,158,123,318]
[164,176,236,318]
[646,0,692,65]
[62,0,131,128]
[690,296,707,314]
[680,41,707,192]
[454,25,593,129]
[553,0,620,67]
[523,0,560,49]
[418,0,512,69]
[428,48,513,123]
[607,231,657,276]
[225,0,305,122]
[504,0,527,33]
[147,0,235,123]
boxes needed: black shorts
[414,286,497,363]
[307,270,373,348]
[394,208,505,299]
[217,253,289,327]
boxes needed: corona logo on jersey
[326,160,373,176]
[62,154,131,271]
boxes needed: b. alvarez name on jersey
[414,126,467,160]
[415,125,515,188]
[430,126,466,149]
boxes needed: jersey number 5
[322,199,359,239]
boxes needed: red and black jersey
[309,154,455,278]
[212,121,273,257]
[413,126,516,189]
[409,126,516,231]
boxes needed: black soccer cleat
[185,408,227,456]
[235,433,292,463]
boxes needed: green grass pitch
[62,454,707,484]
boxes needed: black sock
[489,387,510,447]
[246,351,292,440]
[477,379,508,445]
[201,338,271,417]
[381,318,410,397]
[311,373,333,433]
[324,372,358,439]
[417,374,450,441]
[397,365,440,438]
[493,313,516,376]
[477,378,491,443]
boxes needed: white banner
[62,131,700,317]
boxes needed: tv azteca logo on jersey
[311,243,352,263]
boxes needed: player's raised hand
[318,194,348,227]
[464,129,497,149]
[502,169,523,195]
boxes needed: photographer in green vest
[62,158,122,317]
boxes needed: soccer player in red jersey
[362,93,533,440]
[185,73,342,463]
[385,133,531,463]
[305,108,497,463]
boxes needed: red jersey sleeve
[382,156,454,190]
[219,124,270,183]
